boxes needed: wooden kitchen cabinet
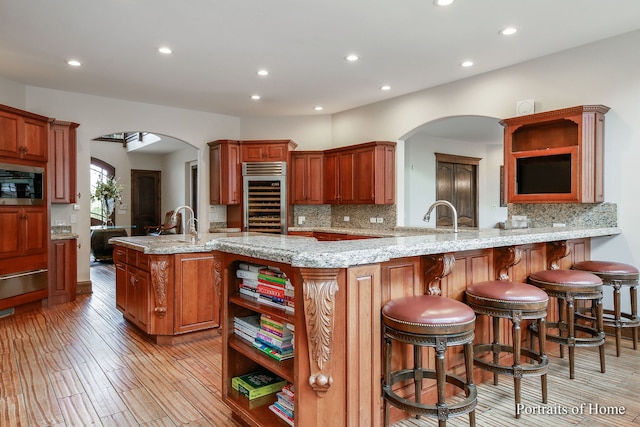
[0,206,48,275]
[501,105,609,203]
[174,253,220,333]
[240,139,297,162]
[113,246,222,342]
[290,151,324,204]
[209,139,241,205]
[324,141,395,205]
[47,238,77,306]
[0,104,49,162]
[49,120,80,204]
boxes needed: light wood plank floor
[1,263,640,426]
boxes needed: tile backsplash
[507,202,617,228]
[293,204,396,229]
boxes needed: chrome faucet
[423,200,458,233]
[172,205,200,243]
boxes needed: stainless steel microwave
[0,162,44,205]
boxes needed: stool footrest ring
[383,369,477,419]
[473,343,548,378]
[530,322,605,347]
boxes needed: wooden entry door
[435,153,480,228]
[131,170,161,236]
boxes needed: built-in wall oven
[0,161,45,205]
[242,162,287,234]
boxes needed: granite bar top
[109,226,621,268]
[51,225,78,240]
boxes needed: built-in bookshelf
[222,253,299,427]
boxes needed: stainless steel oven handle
[0,269,48,280]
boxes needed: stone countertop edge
[51,232,79,240]
[108,227,621,269]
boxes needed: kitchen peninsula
[110,226,620,426]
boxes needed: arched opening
[400,115,507,229]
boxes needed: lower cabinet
[113,246,221,340]
[47,238,77,306]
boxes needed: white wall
[0,75,26,109]
[24,87,240,285]
[162,145,199,225]
[240,115,332,150]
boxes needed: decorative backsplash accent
[507,202,617,228]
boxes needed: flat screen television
[516,154,572,194]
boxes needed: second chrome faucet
[423,200,458,233]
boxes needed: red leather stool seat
[382,295,475,334]
[572,260,639,356]
[466,280,548,306]
[529,269,602,291]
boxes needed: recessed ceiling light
[500,27,518,36]
[314,106,324,111]
[460,60,474,68]
[433,0,454,6]
[251,95,261,100]
[257,69,269,76]
[66,59,81,67]
[345,54,359,62]
[380,85,391,91]
[158,47,172,54]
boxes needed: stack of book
[252,314,294,361]
[236,263,294,313]
[269,383,295,426]
[232,370,287,401]
[233,314,260,344]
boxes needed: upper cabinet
[240,139,297,162]
[0,104,49,163]
[501,105,609,204]
[208,140,241,205]
[49,120,80,204]
[324,141,395,205]
[290,151,324,204]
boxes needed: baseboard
[77,280,93,295]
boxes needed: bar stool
[572,260,639,356]
[465,280,549,418]
[382,295,477,427]
[528,269,605,379]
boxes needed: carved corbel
[547,240,571,270]
[423,253,456,295]
[299,268,339,397]
[494,246,523,281]
[150,256,169,317]
[212,253,222,301]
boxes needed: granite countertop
[51,225,78,240]
[109,226,621,268]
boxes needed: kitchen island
[110,226,620,426]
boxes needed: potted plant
[91,176,124,227]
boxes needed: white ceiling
[2,0,640,119]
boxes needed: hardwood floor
[1,263,639,426]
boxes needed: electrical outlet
[298,216,306,225]
[370,217,376,223]
[343,216,350,222]
[70,214,78,224]
[376,217,384,223]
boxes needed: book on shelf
[232,370,287,400]
[256,331,293,351]
[253,341,294,361]
[238,262,267,272]
[269,404,294,426]
[236,269,259,281]
[234,315,260,332]
[275,391,294,413]
[259,326,292,341]
[238,287,259,299]
[257,296,294,313]
[233,327,255,344]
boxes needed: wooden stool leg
[596,297,606,373]
[492,316,500,386]
[464,341,476,427]
[631,285,638,350]
[538,317,548,404]
[435,339,446,427]
[558,298,566,359]
[383,336,391,427]
[613,282,622,357]
[567,296,575,379]
[512,315,522,419]
[413,344,423,418]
